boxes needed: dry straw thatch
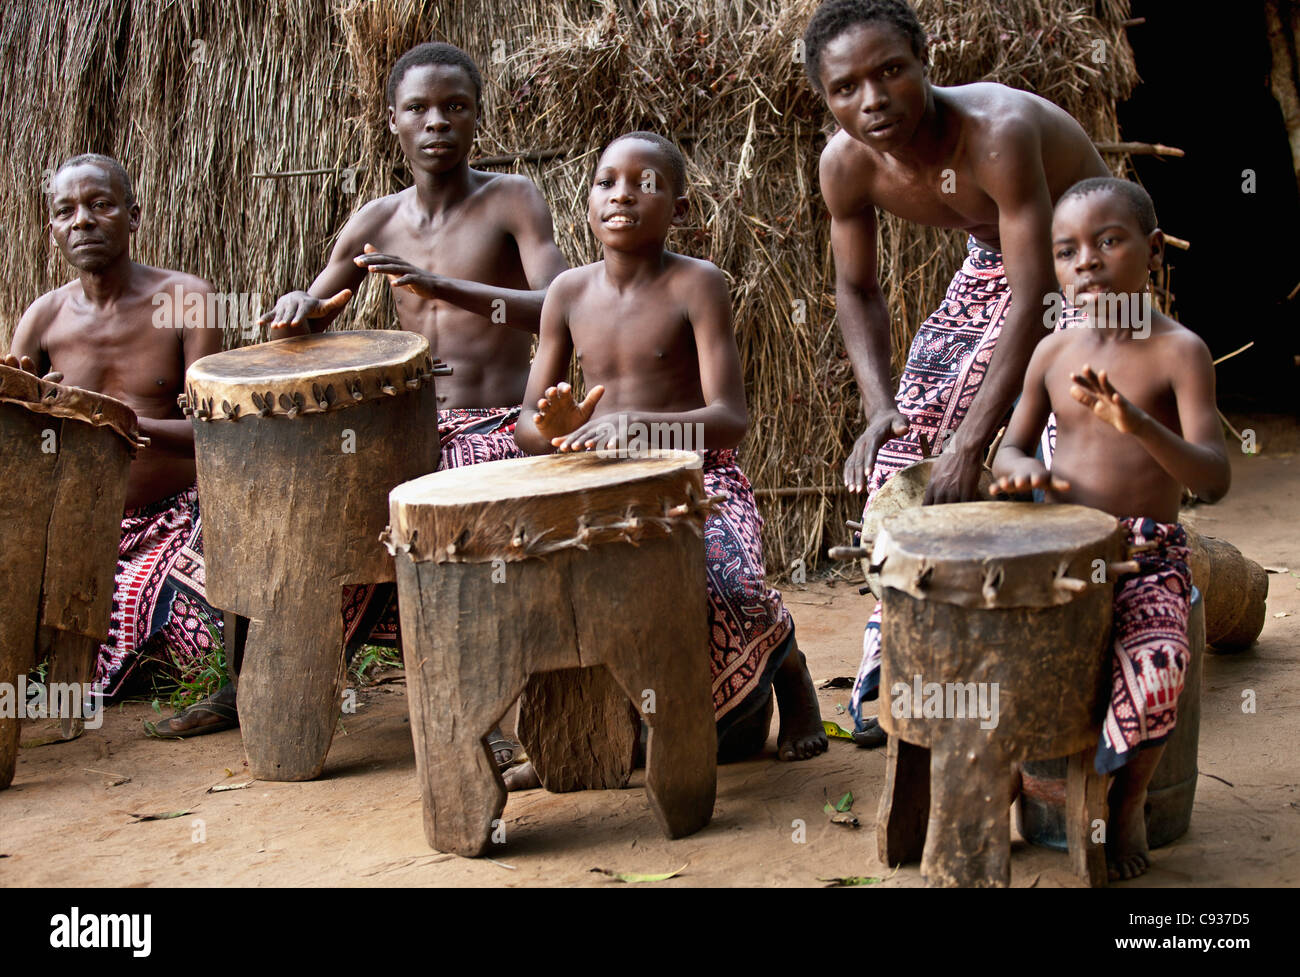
[0,0,1136,576]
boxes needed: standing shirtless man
[803,0,1111,740]
[6,154,227,720]
[258,42,568,766]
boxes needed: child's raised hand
[1070,365,1143,434]
[988,463,1071,498]
[533,381,605,443]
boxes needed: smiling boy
[803,0,1111,742]
[509,132,828,788]
[990,177,1229,880]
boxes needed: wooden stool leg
[238,589,345,782]
[877,735,930,865]
[1066,746,1108,887]
[517,666,638,792]
[44,630,99,739]
[605,652,716,839]
[923,734,1012,887]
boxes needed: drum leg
[1065,746,1108,887]
[238,589,345,782]
[44,630,100,740]
[922,733,1012,888]
[877,735,930,866]
[517,666,639,792]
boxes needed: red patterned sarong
[98,487,223,698]
[341,406,526,651]
[705,449,795,730]
[1097,517,1192,773]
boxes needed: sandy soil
[2,420,1297,888]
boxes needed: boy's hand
[258,288,352,333]
[555,413,623,452]
[354,243,442,299]
[988,460,1071,498]
[534,382,605,445]
[1070,365,1144,434]
[1,354,62,383]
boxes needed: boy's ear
[671,195,689,226]
[1147,228,1165,273]
[387,105,397,135]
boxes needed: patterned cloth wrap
[1097,517,1192,773]
[849,238,1083,726]
[97,486,225,699]
[702,449,796,732]
[342,406,526,652]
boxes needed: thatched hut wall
[0,0,1136,575]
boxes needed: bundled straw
[0,0,1136,576]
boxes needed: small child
[511,131,828,788]
[990,177,1231,880]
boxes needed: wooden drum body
[387,451,717,857]
[873,501,1125,887]
[0,366,142,787]
[184,331,442,781]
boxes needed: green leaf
[590,864,686,883]
[822,720,854,740]
[836,791,854,813]
[818,875,882,887]
[128,810,192,822]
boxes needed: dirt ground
[2,417,1297,888]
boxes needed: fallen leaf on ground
[822,720,854,740]
[818,676,855,689]
[828,812,861,828]
[1264,566,1289,574]
[128,810,191,822]
[207,781,255,793]
[818,875,881,887]
[590,864,686,883]
[824,790,854,813]
[1275,612,1289,618]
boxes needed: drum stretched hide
[874,501,1126,887]
[183,331,444,781]
[0,365,143,787]
[386,450,717,857]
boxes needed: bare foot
[716,692,773,764]
[774,646,828,761]
[1106,746,1163,881]
[503,760,541,791]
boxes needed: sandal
[145,684,239,739]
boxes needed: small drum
[184,331,444,781]
[872,501,1125,887]
[0,365,143,787]
[386,450,717,856]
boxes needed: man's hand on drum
[923,440,991,505]
[534,381,606,449]
[1070,364,1144,435]
[353,243,443,299]
[988,459,1071,499]
[843,409,909,494]
[1,354,62,384]
[258,289,352,335]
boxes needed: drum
[872,501,1126,887]
[858,458,994,597]
[1018,586,1206,851]
[386,450,717,856]
[184,330,444,781]
[0,365,143,787]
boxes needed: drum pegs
[509,525,528,552]
[380,377,397,396]
[1108,559,1141,577]
[913,561,934,591]
[379,526,396,555]
[311,383,337,410]
[828,544,873,561]
[846,519,863,531]
[431,359,453,377]
[1052,558,1088,594]
[981,564,1005,604]
[347,378,364,402]
[221,399,241,420]
[251,391,273,417]
[178,392,194,418]
[405,376,421,391]
[194,396,214,421]
[278,392,304,418]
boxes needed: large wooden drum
[386,450,717,857]
[0,365,143,787]
[184,331,443,781]
[873,501,1126,887]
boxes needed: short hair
[1057,177,1159,236]
[386,42,482,109]
[51,154,136,208]
[803,0,928,93]
[603,132,687,198]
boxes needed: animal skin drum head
[0,362,144,450]
[183,330,435,421]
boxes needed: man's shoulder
[819,129,877,215]
[138,264,214,296]
[472,171,550,218]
